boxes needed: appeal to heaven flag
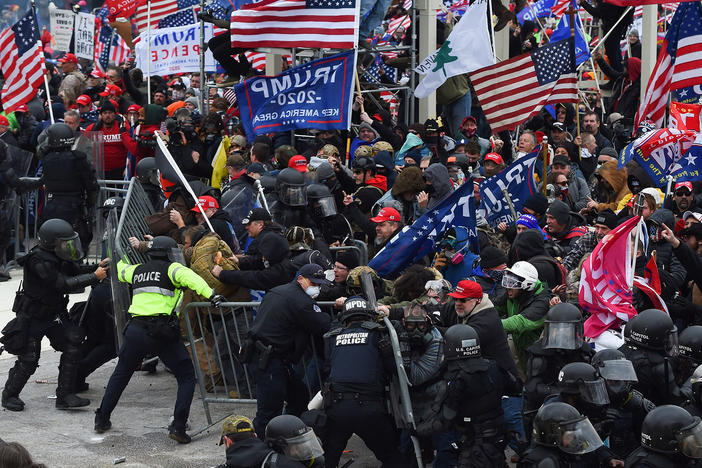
[413,0,493,99]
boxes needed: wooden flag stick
[566,6,581,165]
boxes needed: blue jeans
[502,396,525,453]
[442,91,472,140]
[359,0,394,39]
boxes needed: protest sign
[74,12,95,60]
[134,24,215,76]
[50,9,75,52]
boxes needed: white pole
[146,0,151,104]
[640,4,657,105]
[43,73,54,124]
[487,0,496,62]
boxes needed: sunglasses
[676,190,693,197]
[557,181,568,187]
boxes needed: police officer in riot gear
[677,325,702,399]
[619,309,685,405]
[94,235,225,443]
[592,348,653,458]
[321,296,403,468]
[271,168,316,229]
[684,364,702,418]
[265,415,325,468]
[518,402,605,467]
[625,405,702,467]
[1,219,108,411]
[39,122,100,248]
[135,156,165,212]
[307,183,352,245]
[418,324,518,468]
[524,304,593,438]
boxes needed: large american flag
[135,0,200,33]
[470,37,577,133]
[0,10,44,112]
[158,7,198,28]
[636,1,702,128]
[94,7,113,72]
[230,0,359,49]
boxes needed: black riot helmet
[46,123,76,150]
[265,415,324,464]
[38,218,84,261]
[533,402,604,455]
[444,324,481,360]
[146,236,178,260]
[100,196,125,219]
[691,364,702,406]
[352,156,376,174]
[543,303,584,350]
[338,296,375,324]
[136,157,160,187]
[275,168,307,207]
[591,348,638,400]
[627,309,679,356]
[557,362,610,405]
[679,326,702,365]
[307,183,337,218]
[641,405,702,458]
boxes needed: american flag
[230,0,358,49]
[207,0,233,35]
[158,7,198,28]
[110,28,131,65]
[636,1,702,128]
[0,10,44,112]
[550,0,570,18]
[135,0,200,33]
[470,37,577,133]
[363,56,398,83]
[245,51,266,71]
[387,14,410,35]
[94,8,113,72]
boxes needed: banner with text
[74,12,95,60]
[134,24,215,76]
[50,9,75,52]
[235,50,355,140]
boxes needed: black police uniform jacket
[248,281,331,362]
[216,438,307,468]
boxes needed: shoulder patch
[313,304,322,313]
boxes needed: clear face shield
[678,420,702,459]
[501,271,525,289]
[314,196,337,218]
[666,327,680,357]
[280,183,307,206]
[543,322,585,350]
[577,378,611,405]
[283,428,324,462]
[558,417,604,455]
[55,233,84,261]
[598,359,639,383]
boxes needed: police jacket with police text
[117,258,214,317]
[248,281,332,360]
[42,149,99,208]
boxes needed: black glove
[210,294,226,308]
[197,11,215,23]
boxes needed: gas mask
[404,318,430,349]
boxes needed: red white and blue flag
[0,10,44,112]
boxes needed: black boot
[94,409,112,433]
[56,356,90,409]
[168,422,192,444]
[1,391,24,411]
[2,365,31,411]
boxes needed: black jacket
[208,209,239,253]
[215,438,306,468]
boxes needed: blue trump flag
[235,51,355,141]
[670,136,702,184]
[479,152,539,228]
[517,0,556,25]
[368,182,478,278]
[550,1,590,66]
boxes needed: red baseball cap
[484,153,504,165]
[127,104,142,113]
[370,207,401,223]
[76,95,92,107]
[191,195,219,212]
[448,280,483,299]
[675,181,693,192]
[99,84,123,97]
[58,53,78,64]
[0,115,9,126]
[288,155,308,173]
[14,104,28,113]
[90,68,105,79]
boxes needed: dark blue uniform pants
[98,321,195,431]
[248,356,308,436]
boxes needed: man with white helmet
[498,261,553,374]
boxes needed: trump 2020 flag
[478,151,539,228]
[413,0,493,99]
[580,216,640,339]
[549,0,590,66]
[235,51,355,141]
[368,181,478,278]
[517,0,556,25]
[676,133,702,184]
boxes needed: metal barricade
[115,178,155,264]
[182,300,336,435]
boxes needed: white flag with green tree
[413,0,493,99]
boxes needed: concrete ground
[0,268,379,468]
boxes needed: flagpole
[566,7,581,165]
[487,0,496,62]
[31,0,54,123]
[589,6,632,55]
[541,135,548,196]
[199,0,206,115]
[146,0,151,104]
[354,66,364,114]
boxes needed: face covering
[485,269,504,284]
[424,184,435,194]
[305,285,321,298]
[463,127,477,137]
[263,260,270,268]
[205,133,217,143]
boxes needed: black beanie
[99,100,116,113]
[546,200,570,225]
[594,209,619,230]
[480,246,508,269]
[523,193,548,215]
[335,250,359,270]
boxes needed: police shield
[220,184,255,227]
[106,209,130,350]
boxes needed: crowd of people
[0,0,698,467]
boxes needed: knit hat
[599,147,618,159]
[358,121,379,139]
[184,96,199,108]
[594,209,619,230]
[516,214,540,230]
[99,100,116,113]
[480,246,507,269]
[523,193,548,215]
[335,250,359,270]
[546,200,570,225]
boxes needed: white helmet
[502,261,539,291]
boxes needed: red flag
[644,253,661,295]
[105,0,139,21]
[0,10,44,113]
[670,101,702,132]
[580,216,640,338]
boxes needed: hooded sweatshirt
[595,160,630,212]
[374,150,397,188]
[423,163,454,211]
